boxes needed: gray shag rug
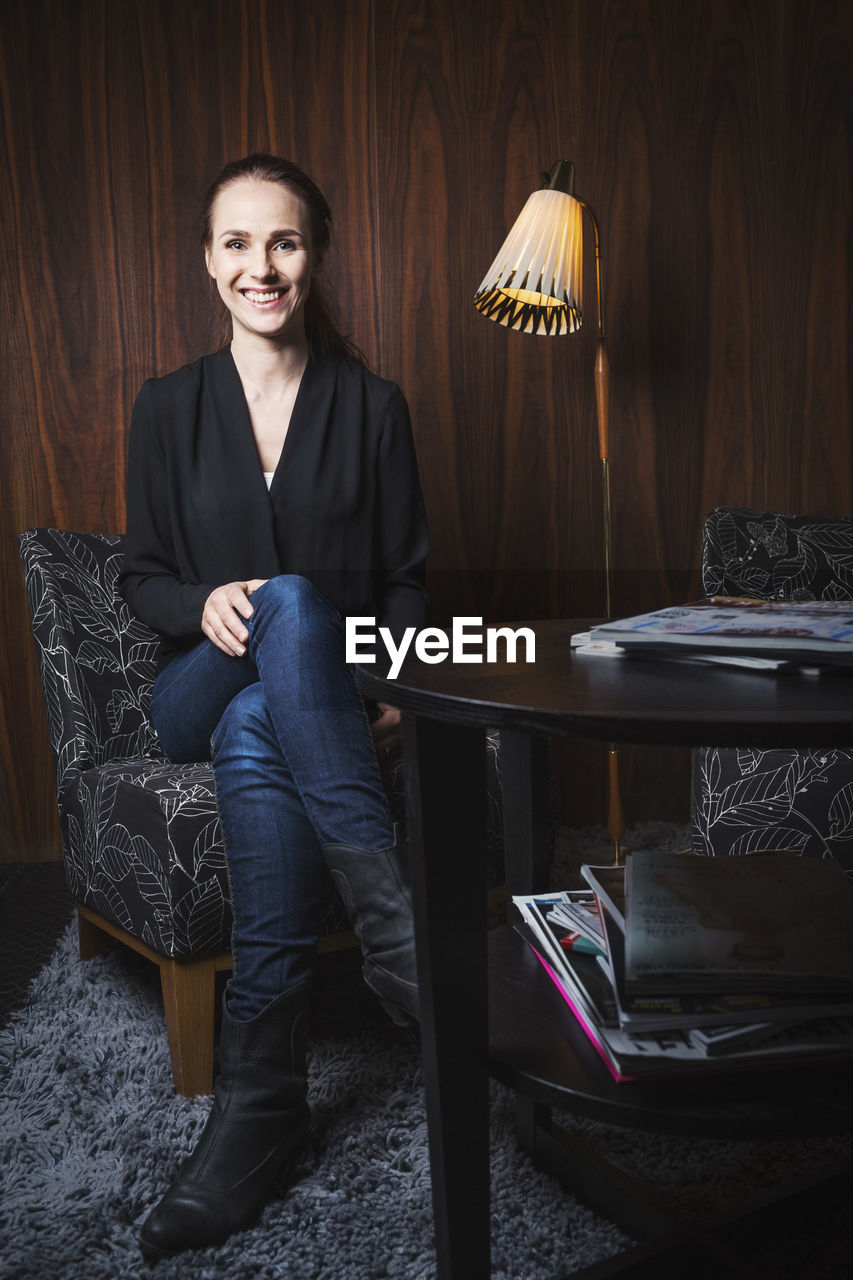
[2,822,852,1280]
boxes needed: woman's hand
[202,580,268,656]
[370,702,402,758]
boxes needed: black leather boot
[321,825,419,1023]
[138,980,310,1258]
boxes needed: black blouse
[118,346,429,668]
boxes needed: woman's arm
[370,384,429,754]
[375,385,429,642]
[118,380,214,636]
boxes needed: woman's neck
[229,329,310,392]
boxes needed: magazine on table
[523,933,853,1081]
[596,900,853,1033]
[513,891,606,963]
[512,895,613,1018]
[545,892,606,950]
[577,865,626,990]
[690,1015,853,1059]
[570,629,810,673]
[582,598,853,667]
[579,865,626,930]
[688,1022,780,1056]
[624,849,853,994]
[512,915,618,1031]
[513,853,853,1078]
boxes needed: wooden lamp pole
[474,160,624,863]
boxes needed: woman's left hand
[371,702,402,758]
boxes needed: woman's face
[205,178,313,345]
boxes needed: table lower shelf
[488,923,853,1138]
[488,924,853,1275]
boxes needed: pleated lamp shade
[473,174,584,336]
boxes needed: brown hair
[201,153,364,364]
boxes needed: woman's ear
[204,247,215,279]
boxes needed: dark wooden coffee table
[357,619,853,1279]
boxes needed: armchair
[18,530,395,1094]
[690,506,853,870]
[20,528,508,1094]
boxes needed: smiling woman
[199,154,358,364]
[203,180,315,474]
[204,181,313,350]
[117,154,429,1258]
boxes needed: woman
[119,154,429,1258]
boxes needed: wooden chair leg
[76,905,114,959]
[159,956,218,1097]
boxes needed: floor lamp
[474,159,624,862]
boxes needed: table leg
[402,714,489,1280]
[499,729,550,895]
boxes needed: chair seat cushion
[61,758,346,958]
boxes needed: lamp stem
[608,747,623,866]
[578,193,623,864]
[578,198,611,615]
[601,457,613,621]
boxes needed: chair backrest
[701,506,853,602]
[19,528,164,795]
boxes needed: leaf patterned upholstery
[21,528,506,960]
[20,529,161,787]
[18,529,389,957]
[701,506,853,602]
[690,507,853,870]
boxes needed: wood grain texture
[2,0,852,859]
[0,0,376,859]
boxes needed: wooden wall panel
[0,0,376,860]
[2,0,852,860]
[374,0,600,631]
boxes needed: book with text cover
[625,850,853,994]
[598,899,853,1031]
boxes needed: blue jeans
[150,575,394,1020]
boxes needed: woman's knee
[249,575,340,644]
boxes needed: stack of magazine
[513,849,853,1081]
[570,598,853,671]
